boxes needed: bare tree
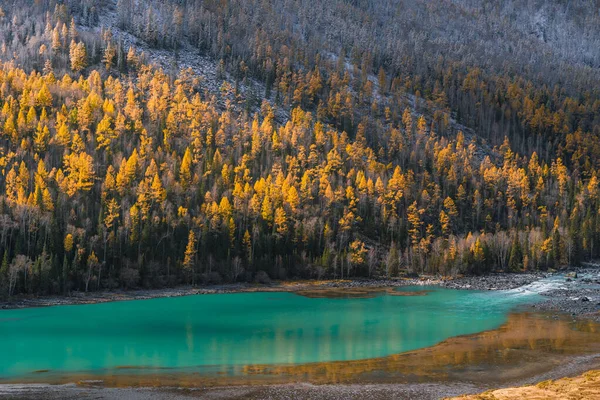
[8,255,32,297]
[368,247,378,277]
[231,256,244,281]
[495,231,512,270]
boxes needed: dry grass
[449,370,600,400]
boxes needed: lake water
[0,285,547,380]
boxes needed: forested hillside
[0,0,599,296]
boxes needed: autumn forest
[0,0,599,297]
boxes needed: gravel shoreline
[0,273,539,309]
[438,271,547,290]
[531,267,600,321]
[2,266,599,320]
[439,264,600,321]
[0,382,486,400]
[2,353,600,400]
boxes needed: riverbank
[532,266,600,321]
[1,264,599,318]
[2,269,600,399]
[442,264,600,321]
[0,264,600,321]
[1,354,599,399]
[0,271,547,309]
[0,279,430,309]
[2,360,600,400]
[0,381,486,400]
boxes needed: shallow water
[0,286,545,380]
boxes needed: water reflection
[3,312,600,388]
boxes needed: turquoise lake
[0,286,542,379]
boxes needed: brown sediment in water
[449,369,600,399]
[294,287,429,298]
[0,279,438,309]
[236,313,600,385]
[4,312,600,389]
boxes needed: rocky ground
[440,265,600,321]
[433,264,600,321]
[439,271,548,290]
[3,364,600,400]
[532,267,600,321]
[0,382,485,400]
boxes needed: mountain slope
[0,1,598,296]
